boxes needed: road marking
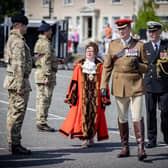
[0,99,65,120]
[56,74,71,79]
[0,100,8,104]
[0,99,166,146]
[48,117,65,120]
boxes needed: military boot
[37,123,56,132]
[117,119,130,158]
[9,143,32,155]
[133,118,147,161]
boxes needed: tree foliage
[0,0,23,23]
[133,0,161,34]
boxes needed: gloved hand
[100,88,111,108]
[132,58,139,70]
[101,96,111,106]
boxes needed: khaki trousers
[115,95,143,123]
[36,83,55,125]
[7,90,30,145]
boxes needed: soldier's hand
[44,79,49,85]
[132,58,139,70]
[101,96,111,106]
[16,89,24,95]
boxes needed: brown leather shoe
[9,144,31,155]
[117,146,130,158]
[37,124,56,132]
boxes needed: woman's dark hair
[85,42,99,56]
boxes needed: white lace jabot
[82,59,96,74]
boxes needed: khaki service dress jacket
[101,38,148,97]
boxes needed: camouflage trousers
[36,83,55,125]
[7,90,30,145]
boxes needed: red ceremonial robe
[59,58,109,141]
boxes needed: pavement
[0,67,168,168]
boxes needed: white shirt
[152,40,161,51]
[82,59,96,74]
[121,36,132,47]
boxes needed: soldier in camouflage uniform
[3,13,32,155]
[34,21,57,132]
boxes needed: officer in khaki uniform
[34,21,57,132]
[100,19,148,161]
[3,13,32,155]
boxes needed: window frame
[102,17,109,28]
[155,0,168,4]
[112,0,121,4]
[86,0,96,4]
[64,16,73,27]
[43,0,50,8]
[64,0,73,6]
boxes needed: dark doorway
[88,17,92,38]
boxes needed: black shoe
[145,141,157,148]
[164,137,168,144]
[37,124,56,132]
[9,144,32,155]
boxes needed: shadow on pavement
[130,153,168,164]
[61,142,137,153]
[0,151,73,168]
[0,142,137,168]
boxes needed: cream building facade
[24,0,168,42]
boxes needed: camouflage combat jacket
[34,35,57,84]
[3,29,32,92]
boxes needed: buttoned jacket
[101,38,148,97]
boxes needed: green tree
[133,0,160,34]
[0,0,23,23]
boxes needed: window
[87,0,95,4]
[64,0,72,5]
[112,16,120,23]
[155,0,168,3]
[76,16,80,27]
[65,16,72,26]
[112,0,120,3]
[124,16,130,19]
[43,0,49,7]
[103,17,109,28]
[112,16,120,28]
[159,16,168,23]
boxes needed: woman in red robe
[59,42,110,147]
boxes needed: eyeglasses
[86,50,94,53]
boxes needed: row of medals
[160,50,168,60]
